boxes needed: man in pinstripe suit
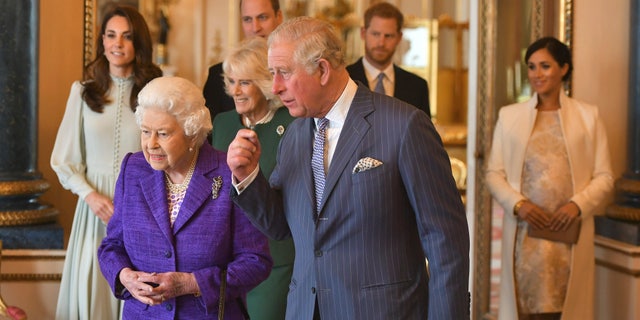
[227,16,470,320]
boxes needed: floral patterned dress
[515,110,573,315]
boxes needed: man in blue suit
[347,2,431,117]
[227,16,469,320]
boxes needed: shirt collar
[315,78,358,128]
[362,57,395,83]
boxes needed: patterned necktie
[374,72,385,94]
[311,118,329,214]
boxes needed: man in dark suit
[347,2,431,117]
[202,0,283,122]
[227,16,469,320]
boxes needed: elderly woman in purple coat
[98,76,272,319]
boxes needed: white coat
[486,92,614,320]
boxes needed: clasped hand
[119,268,197,306]
[517,201,580,231]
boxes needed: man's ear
[318,59,332,86]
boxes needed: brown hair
[239,0,280,13]
[363,2,404,33]
[82,4,162,113]
[525,37,573,82]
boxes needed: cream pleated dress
[51,75,140,320]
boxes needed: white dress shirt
[314,79,357,171]
[234,79,358,192]
[362,57,395,96]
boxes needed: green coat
[212,107,295,320]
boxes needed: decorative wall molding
[0,273,61,282]
[1,250,64,281]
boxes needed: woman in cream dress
[486,37,614,320]
[50,5,162,319]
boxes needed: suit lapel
[172,145,219,233]
[319,87,373,215]
[392,65,404,99]
[142,171,173,242]
[354,59,369,89]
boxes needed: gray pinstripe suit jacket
[232,84,470,320]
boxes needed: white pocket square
[352,157,383,173]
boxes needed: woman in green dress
[211,37,295,320]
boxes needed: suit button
[165,303,173,311]
[164,251,172,258]
[311,287,316,294]
[314,250,322,257]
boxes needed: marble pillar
[597,0,640,243]
[0,1,62,249]
[592,3,640,318]
[606,0,640,220]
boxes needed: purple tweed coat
[98,143,272,320]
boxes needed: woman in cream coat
[487,37,614,320]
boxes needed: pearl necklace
[243,109,276,129]
[165,150,198,226]
[165,165,195,193]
